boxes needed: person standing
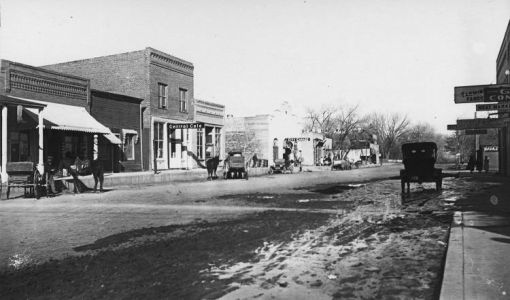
[476,148,483,173]
[467,153,475,173]
[484,156,490,173]
[297,150,304,172]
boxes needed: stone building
[224,103,330,166]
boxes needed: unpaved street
[0,165,474,299]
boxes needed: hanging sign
[464,129,488,135]
[454,84,510,103]
[476,101,510,111]
[455,118,506,129]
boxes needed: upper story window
[158,83,168,109]
[179,88,187,113]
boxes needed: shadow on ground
[0,211,331,300]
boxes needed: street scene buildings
[1,1,510,300]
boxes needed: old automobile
[400,142,442,193]
[223,151,248,180]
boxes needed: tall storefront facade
[496,20,510,175]
[0,60,122,180]
[44,47,225,170]
[194,99,225,163]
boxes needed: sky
[0,0,509,134]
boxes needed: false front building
[0,60,125,180]
[43,47,224,171]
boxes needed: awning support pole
[93,134,98,160]
[37,109,44,174]
[1,106,7,183]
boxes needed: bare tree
[304,104,364,157]
[404,122,438,143]
[303,104,338,134]
[366,112,410,159]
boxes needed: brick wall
[90,90,141,130]
[497,20,510,84]
[42,50,148,100]
[90,90,143,172]
[149,63,194,123]
[1,60,90,108]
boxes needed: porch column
[37,109,44,174]
[1,105,7,183]
[211,127,216,157]
[202,128,206,159]
[163,122,168,169]
[93,134,98,160]
[185,128,190,170]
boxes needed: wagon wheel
[400,170,407,194]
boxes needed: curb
[439,211,464,300]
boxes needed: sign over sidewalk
[476,101,510,111]
[454,84,510,103]
[455,118,506,129]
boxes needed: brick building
[194,99,225,163]
[0,60,122,180]
[90,90,144,172]
[496,19,510,175]
[43,47,202,170]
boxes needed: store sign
[476,102,510,111]
[464,129,487,135]
[483,145,498,152]
[454,85,486,103]
[168,123,204,129]
[285,137,311,142]
[446,124,458,130]
[455,118,506,129]
[484,86,510,102]
[454,84,510,103]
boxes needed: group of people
[45,151,85,194]
[467,150,490,173]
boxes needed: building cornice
[7,69,88,100]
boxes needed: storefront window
[10,131,30,162]
[197,128,203,159]
[154,122,164,159]
[124,134,135,160]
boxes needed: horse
[205,156,220,180]
[90,160,105,192]
[76,159,105,192]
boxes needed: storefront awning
[12,96,122,144]
[104,133,122,145]
[40,104,111,133]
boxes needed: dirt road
[0,164,477,299]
